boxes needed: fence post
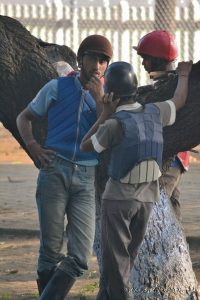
[70,0,78,53]
[154,0,176,32]
[188,2,194,61]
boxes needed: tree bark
[135,66,200,160]
[130,190,198,299]
[94,189,198,299]
[0,15,77,155]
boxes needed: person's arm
[86,75,105,117]
[16,80,58,168]
[16,107,37,146]
[16,108,56,168]
[171,60,193,110]
[80,93,119,151]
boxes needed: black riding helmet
[104,61,138,98]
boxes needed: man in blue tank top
[81,60,192,300]
[16,34,113,300]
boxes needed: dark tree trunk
[0,15,77,157]
[135,67,200,160]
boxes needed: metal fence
[1,0,200,85]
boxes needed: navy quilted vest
[45,76,98,161]
[108,104,163,180]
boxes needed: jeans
[36,156,95,278]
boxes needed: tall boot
[39,268,75,300]
[36,268,56,295]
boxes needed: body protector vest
[108,104,163,180]
[45,76,98,162]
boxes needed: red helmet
[133,30,178,61]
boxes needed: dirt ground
[0,126,200,300]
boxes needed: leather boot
[36,268,56,295]
[39,268,75,300]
